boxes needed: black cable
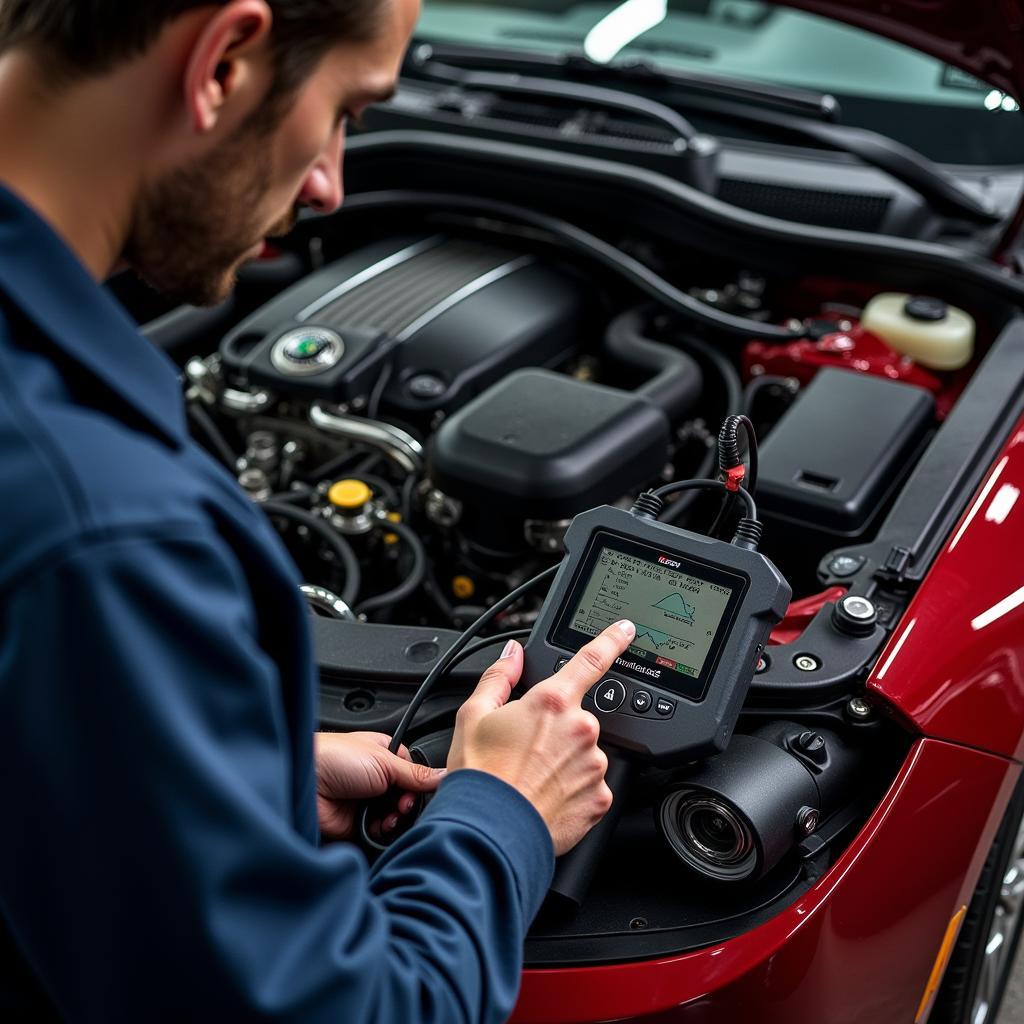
[267,484,316,506]
[187,404,237,469]
[354,520,428,618]
[649,478,757,520]
[261,501,362,607]
[669,331,744,415]
[708,414,758,539]
[336,192,801,341]
[443,629,534,674]
[348,473,399,507]
[401,473,419,527]
[718,414,759,498]
[360,564,558,853]
[301,445,375,484]
[366,356,395,420]
[354,452,388,476]
[387,563,559,756]
[660,441,717,524]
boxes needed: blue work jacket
[0,184,554,1022]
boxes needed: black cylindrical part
[659,733,818,881]
[659,720,861,882]
[547,752,632,911]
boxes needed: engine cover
[219,234,589,418]
[430,369,671,551]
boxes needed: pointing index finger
[552,619,637,699]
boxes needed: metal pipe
[221,387,273,415]
[300,585,357,622]
[309,402,424,474]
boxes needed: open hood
[779,0,1024,101]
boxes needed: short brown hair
[0,1,385,95]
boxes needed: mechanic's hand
[315,731,446,841]
[447,620,636,856]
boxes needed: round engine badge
[271,327,345,376]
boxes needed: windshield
[416,0,1024,165]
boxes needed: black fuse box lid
[756,368,935,536]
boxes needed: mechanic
[0,2,633,1020]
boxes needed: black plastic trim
[337,131,1024,305]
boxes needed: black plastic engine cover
[219,234,588,418]
[430,369,670,549]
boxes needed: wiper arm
[410,40,838,121]
[409,41,999,226]
[415,54,705,149]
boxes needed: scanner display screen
[569,546,734,678]
[551,532,747,700]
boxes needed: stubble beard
[125,124,298,308]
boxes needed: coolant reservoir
[861,293,975,370]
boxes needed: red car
[145,2,1024,1021]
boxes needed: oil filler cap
[328,479,373,510]
[271,326,345,376]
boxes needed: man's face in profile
[125,0,417,307]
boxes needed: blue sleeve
[0,525,554,1023]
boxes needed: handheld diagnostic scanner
[521,503,791,764]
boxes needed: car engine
[152,147,1024,966]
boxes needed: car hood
[779,0,1024,100]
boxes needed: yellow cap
[452,575,476,600]
[328,479,373,510]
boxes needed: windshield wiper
[418,57,704,147]
[409,41,1000,226]
[411,40,839,121]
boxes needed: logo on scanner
[658,555,682,569]
[614,657,661,679]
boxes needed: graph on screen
[569,546,733,675]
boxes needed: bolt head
[794,654,821,672]
[847,696,874,720]
[797,807,820,835]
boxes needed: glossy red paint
[743,321,968,421]
[512,415,1024,1024]
[867,415,1024,760]
[515,739,1018,1023]
[768,585,846,646]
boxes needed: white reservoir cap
[861,293,975,371]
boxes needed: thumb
[383,752,447,793]
[466,639,523,717]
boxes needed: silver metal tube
[309,402,424,474]
[221,387,273,415]
[300,585,357,622]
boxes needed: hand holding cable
[315,731,446,842]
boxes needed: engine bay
[146,156,1024,965]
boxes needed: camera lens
[682,799,752,864]
[659,789,758,881]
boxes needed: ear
[183,0,274,134]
